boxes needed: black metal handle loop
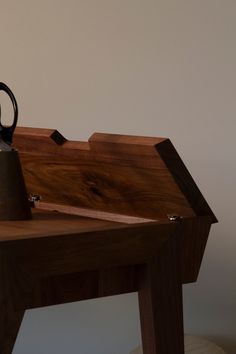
[0,82,18,144]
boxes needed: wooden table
[0,128,217,354]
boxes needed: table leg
[0,251,25,354]
[138,237,184,354]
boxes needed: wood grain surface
[13,127,196,220]
[13,128,217,223]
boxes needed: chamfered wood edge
[89,132,167,146]
[15,127,67,145]
[156,139,217,224]
[33,201,158,224]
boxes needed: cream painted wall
[1,1,235,353]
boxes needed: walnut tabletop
[0,209,128,242]
[0,128,217,354]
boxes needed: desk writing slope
[0,127,216,354]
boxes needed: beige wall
[1,1,235,353]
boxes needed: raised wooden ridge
[15,127,166,148]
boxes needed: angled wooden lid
[13,127,217,223]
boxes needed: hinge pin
[167,214,183,221]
